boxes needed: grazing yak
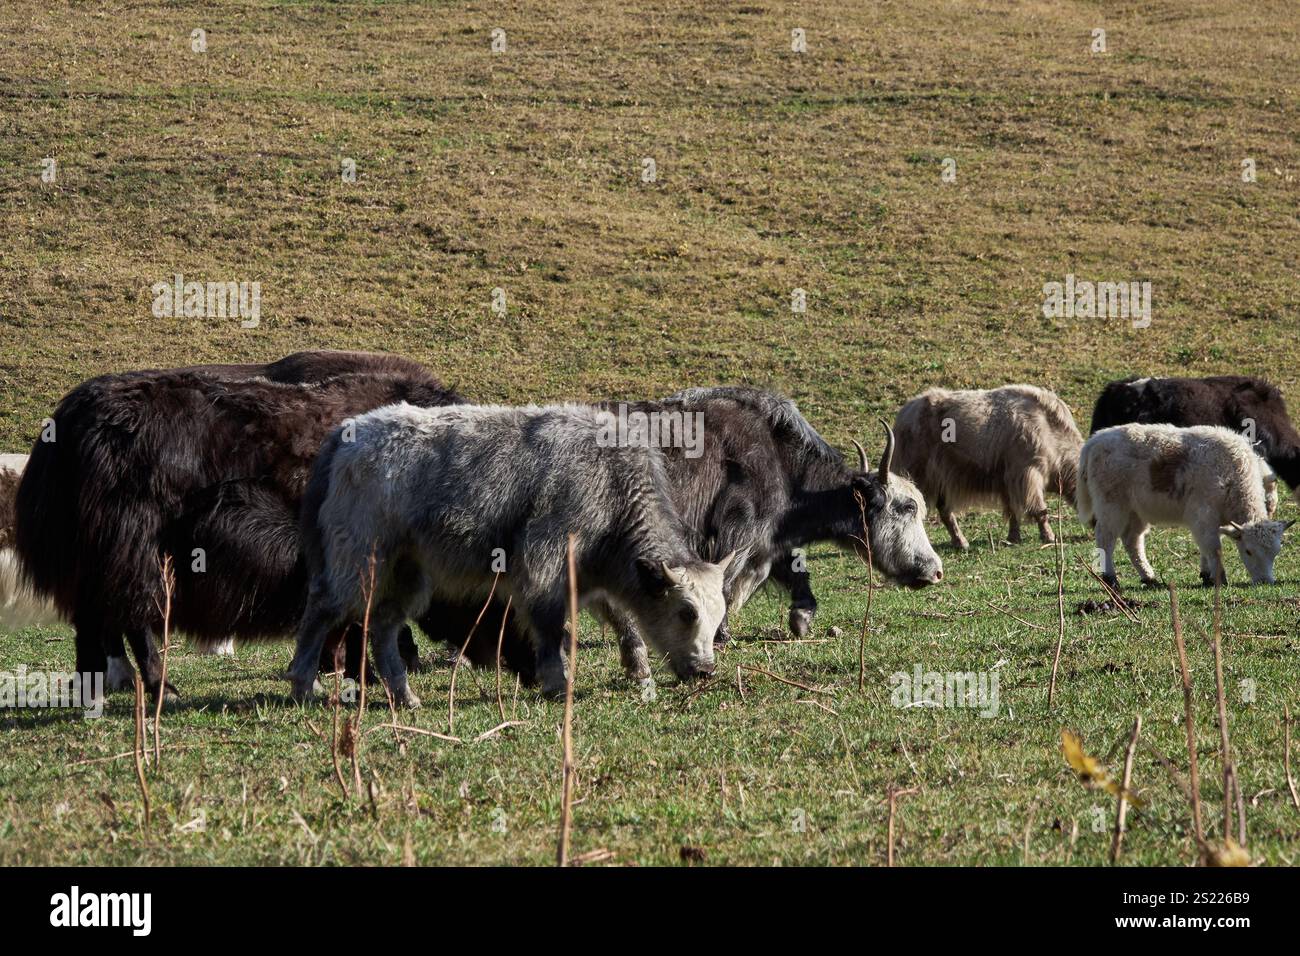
[586,388,944,683]
[891,385,1082,550]
[343,386,946,686]
[1078,424,1292,587]
[12,351,523,699]
[1089,375,1300,503]
[290,403,735,704]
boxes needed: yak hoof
[788,607,814,638]
[105,656,135,692]
[393,685,422,709]
[290,676,323,703]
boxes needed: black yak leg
[770,555,817,637]
[417,600,538,686]
[530,601,569,699]
[69,608,114,707]
[125,625,175,701]
[71,612,119,694]
[288,599,346,702]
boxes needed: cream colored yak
[1078,423,1292,586]
[892,385,1082,549]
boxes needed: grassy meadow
[1,0,1299,866]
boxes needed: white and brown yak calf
[288,403,734,705]
[892,385,1082,550]
[1078,424,1293,587]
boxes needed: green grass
[1,0,1299,866]
[4,517,1299,866]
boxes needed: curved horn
[661,562,687,588]
[851,439,869,473]
[877,418,895,481]
[1231,520,1245,532]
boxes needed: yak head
[635,552,734,680]
[846,422,944,590]
[1221,518,1293,585]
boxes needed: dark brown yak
[14,351,535,699]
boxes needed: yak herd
[1,352,1297,707]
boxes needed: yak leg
[1093,519,1121,590]
[1194,525,1228,587]
[529,601,571,700]
[1004,507,1022,544]
[1024,469,1055,544]
[124,624,175,702]
[770,555,817,637]
[397,625,421,673]
[598,601,650,683]
[71,616,115,707]
[71,612,108,677]
[339,622,420,681]
[936,496,969,551]
[1121,519,1158,586]
[288,597,347,702]
[369,609,420,709]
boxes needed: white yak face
[639,554,732,680]
[869,473,944,589]
[1221,519,1293,585]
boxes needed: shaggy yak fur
[290,402,735,703]
[13,351,535,698]
[892,384,1082,550]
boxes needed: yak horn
[1231,520,1245,531]
[877,418,895,481]
[851,439,869,473]
[661,562,687,587]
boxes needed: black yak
[13,351,533,699]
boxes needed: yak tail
[1074,445,1094,529]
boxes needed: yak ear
[1219,524,1244,541]
[851,472,887,510]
